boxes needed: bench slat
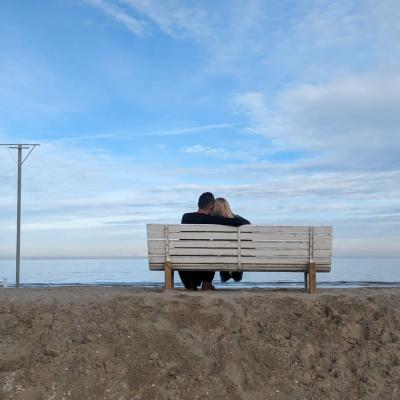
[155,232,331,241]
[149,264,331,272]
[158,248,331,258]
[240,232,330,241]
[147,239,332,253]
[170,248,239,256]
[238,240,331,250]
[149,255,331,264]
[147,224,332,235]
[168,232,239,240]
[241,249,331,258]
[238,225,332,234]
[146,224,333,239]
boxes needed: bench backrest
[147,224,332,272]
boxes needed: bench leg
[308,261,316,294]
[164,262,174,290]
[304,272,308,292]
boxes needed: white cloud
[289,1,365,48]
[1,136,399,258]
[233,71,400,170]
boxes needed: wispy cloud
[50,134,115,142]
[84,0,147,35]
[184,144,225,155]
[142,122,240,136]
[84,0,270,71]
[120,0,211,40]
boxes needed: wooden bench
[146,224,333,294]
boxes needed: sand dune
[0,287,399,399]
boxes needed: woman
[211,198,250,283]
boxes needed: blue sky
[0,0,399,258]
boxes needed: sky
[0,0,399,259]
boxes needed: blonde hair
[212,198,235,218]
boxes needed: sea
[0,258,399,288]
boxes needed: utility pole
[1,143,39,287]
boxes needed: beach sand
[0,287,399,400]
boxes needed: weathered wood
[165,225,170,262]
[164,262,174,290]
[240,232,329,241]
[170,248,239,256]
[238,240,332,250]
[161,247,331,258]
[240,249,331,258]
[148,239,332,253]
[239,225,332,234]
[146,224,332,294]
[149,263,331,272]
[170,240,239,249]
[147,224,332,235]
[167,224,238,233]
[168,232,239,240]
[149,255,331,265]
[164,232,330,241]
[308,261,317,294]
[309,226,314,262]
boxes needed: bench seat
[146,224,333,293]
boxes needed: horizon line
[0,256,399,261]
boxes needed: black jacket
[181,212,250,226]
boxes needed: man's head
[198,192,215,214]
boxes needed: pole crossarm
[0,143,41,145]
[1,144,40,164]
[0,144,40,147]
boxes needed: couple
[179,192,250,290]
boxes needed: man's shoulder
[182,212,198,218]
[181,212,204,224]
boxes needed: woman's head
[212,198,234,218]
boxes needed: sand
[0,287,399,400]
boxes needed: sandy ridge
[0,288,399,400]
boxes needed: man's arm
[201,214,250,226]
[181,212,250,226]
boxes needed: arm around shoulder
[233,215,250,226]
[206,215,250,226]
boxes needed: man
[180,192,249,290]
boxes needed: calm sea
[0,258,399,288]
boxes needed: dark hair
[198,192,215,209]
